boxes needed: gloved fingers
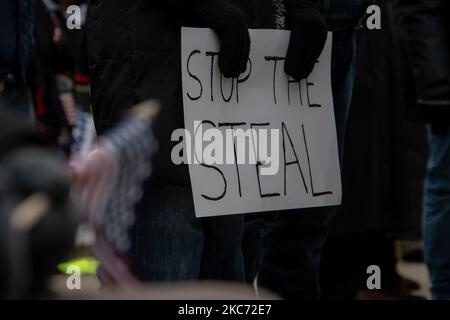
[218,25,250,78]
[230,29,246,76]
[285,49,316,81]
[227,28,242,76]
[239,27,251,73]
[310,29,328,59]
[218,39,234,78]
[234,24,250,74]
[284,30,327,80]
[299,39,321,78]
[284,34,305,80]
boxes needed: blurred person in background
[320,0,428,300]
[0,110,80,299]
[31,0,91,155]
[87,0,251,283]
[0,0,35,122]
[398,0,450,300]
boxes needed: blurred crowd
[0,0,449,300]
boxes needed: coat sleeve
[398,0,450,104]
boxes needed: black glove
[283,0,328,80]
[193,0,251,78]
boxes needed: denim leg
[128,183,245,282]
[256,28,357,300]
[200,214,245,282]
[128,184,204,281]
[258,208,336,300]
[423,127,450,300]
[242,219,263,283]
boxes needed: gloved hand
[283,0,328,80]
[193,0,251,78]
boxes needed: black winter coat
[330,0,427,236]
[398,0,450,121]
[87,0,276,186]
[87,0,368,186]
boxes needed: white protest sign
[180,28,341,218]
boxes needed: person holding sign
[232,0,371,300]
[87,0,251,282]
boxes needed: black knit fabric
[193,0,251,78]
[283,0,328,80]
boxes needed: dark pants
[128,184,244,282]
[423,126,450,299]
[244,24,359,299]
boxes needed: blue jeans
[423,127,450,300]
[128,183,245,282]
[244,2,364,299]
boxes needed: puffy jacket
[398,0,450,121]
[87,0,369,186]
